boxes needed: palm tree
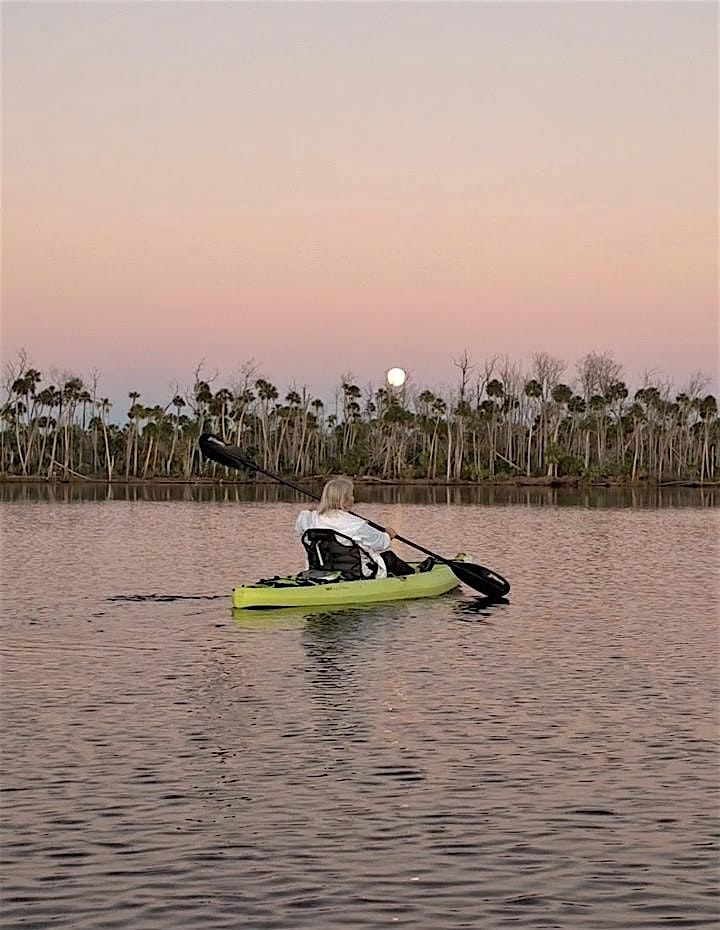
[524,379,542,475]
[588,394,607,471]
[674,393,692,479]
[18,368,42,474]
[75,389,93,471]
[255,378,278,469]
[628,397,647,480]
[98,398,114,480]
[341,382,362,458]
[428,396,446,479]
[231,388,255,450]
[565,395,586,466]
[485,379,505,477]
[182,380,213,478]
[548,383,572,476]
[10,368,41,474]
[46,376,84,478]
[696,394,718,480]
[34,386,57,475]
[125,391,141,479]
[140,406,166,478]
[167,394,185,475]
[605,380,628,471]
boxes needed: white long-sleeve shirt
[295,509,391,578]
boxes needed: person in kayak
[295,476,414,578]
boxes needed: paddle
[199,433,511,600]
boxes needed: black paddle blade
[448,560,511,600]
[199,434,255,471]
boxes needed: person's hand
[385,525,397,540]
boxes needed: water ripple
[1,496,718,929]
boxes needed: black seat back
[301,529,377,581]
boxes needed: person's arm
[350,517,393,553]
[295,510,311,537]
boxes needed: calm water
[1,485,718,930]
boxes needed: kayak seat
[301,529,378,581]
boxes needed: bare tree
[576,351,624,401]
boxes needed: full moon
[386,367,407,387]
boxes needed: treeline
[1,351,717,483]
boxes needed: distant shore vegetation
[2,350,718,485]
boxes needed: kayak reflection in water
[295,476,415,579]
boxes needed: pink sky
[2,2,717,408]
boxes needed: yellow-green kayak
[232,561,460,609]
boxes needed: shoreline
[1,475,717,489]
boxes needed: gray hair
[318,476,354,514]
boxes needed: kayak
[232,560,461,609]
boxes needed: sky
[2,1,718,411]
